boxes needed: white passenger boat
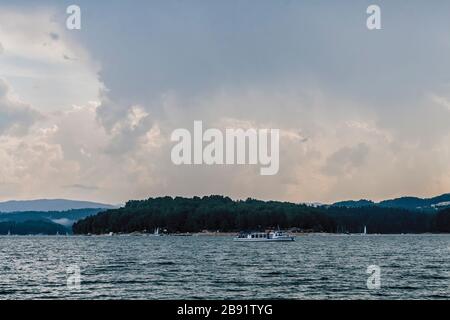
[233,230,295,242]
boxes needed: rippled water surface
[0,234,449,299]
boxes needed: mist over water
[0,235,448,299]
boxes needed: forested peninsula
[72,195,450,234]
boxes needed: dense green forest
[72,196,450,234]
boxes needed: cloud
[2,1,450,205]
[0,8,101,113]
[63,184,99,191]
[322,143,370,176]
[49,32,59,41]
[430,94,450,112]
[62,54,77,61]
[0,78,41,135]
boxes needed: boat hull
[233,237,295,242]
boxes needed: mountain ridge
[332,193,450,210]
[0,199,116,213]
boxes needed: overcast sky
[1,0,450,204]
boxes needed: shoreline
[1,232,450,237]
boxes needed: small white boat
[234,230,295,242]
[150,227,163,236]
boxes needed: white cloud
[0,8,102,113]
[2,2,450,205]
[0,78,41,135]
[430,94,450,112]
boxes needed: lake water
[0,234,449,299]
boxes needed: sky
[1,0,450,204]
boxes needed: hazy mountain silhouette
[332,193,450,210]
[0,199,116,213]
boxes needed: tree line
[72,195,450,234]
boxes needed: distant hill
[0,208,106,224]
[0,208,108,235]
[0,199,116,213]
[332,193,450,211]
[0,220,69,235]
[332,199,375,208]
[0,199,115,235]
[379,194,450,210]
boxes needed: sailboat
[150,227,163,237]
[363,226,367,235]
